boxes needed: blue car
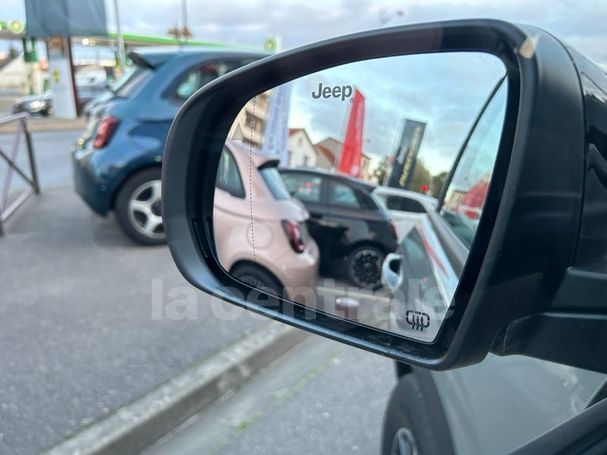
[72,47,266,244]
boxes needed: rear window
[172,59,259,101]
[260,167,290,200]
[114,66,153,98]
[217,148,245,198]
[376,194,426,213]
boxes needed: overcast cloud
[3,0,607,65]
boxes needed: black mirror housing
[162,19,606,371]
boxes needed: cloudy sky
[3,0,607,66]
[282,52,506,173]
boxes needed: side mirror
[382,253,402,294]
[162,19,607,372]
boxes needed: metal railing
[0,113,40,235]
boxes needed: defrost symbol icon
[405,310,430,331]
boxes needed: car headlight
[27,100,45,109]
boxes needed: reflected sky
[287,52,505,175]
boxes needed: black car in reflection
[280,168,397,289]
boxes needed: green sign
[0,20,25,34]
[264,37,277,52]
[9,20,25,34]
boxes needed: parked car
[372,186,437,241]
[214,141,319,300]
[13,72,107,117]
[72,47,266,244]
[12,91,52,116]
[280,168,398,289]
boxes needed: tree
[167,25,193,41]
[430,171,449,198]
[407,160,432,194]
[373,155,392,185]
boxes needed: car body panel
[280,169,397,269]
[213,141,319,301]
[433,355,605,454]
[72,48,267,216]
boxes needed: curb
[0,117,86,134]
[44,321,307,455]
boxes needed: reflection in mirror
[213,52,507,342]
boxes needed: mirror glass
[213,52,507,342]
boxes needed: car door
[400,76,607,454]
[280,172,330,250]
[432,354,606,454]
[323,178,369,259]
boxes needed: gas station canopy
[0,22,254,51]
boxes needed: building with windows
[228,91,270,149]
[287,128,319,168]
[314,143,337,171]
[314,136,374,180]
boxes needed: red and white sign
[338,88,365,177]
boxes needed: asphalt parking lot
[0,129,394,454]
[0,184,270,454]
[0,129,266,453]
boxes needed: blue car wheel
[114,167,165,245]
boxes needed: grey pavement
[145,335,395,455]
[0,186,266,454]
[0,129,394,454]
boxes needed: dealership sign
[388,119,427,190]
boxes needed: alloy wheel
[349,248,383,288]
[127,179,165,240]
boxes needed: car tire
[381,370,455,455]
[114,167,166,245]
[346,245,385,290]
[231,263,284,298]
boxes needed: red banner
[338,89,365,177]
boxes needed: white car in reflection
[372,186,437,241]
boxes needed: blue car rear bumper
[72,148,112,216]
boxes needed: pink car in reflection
[213,140,319,303]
